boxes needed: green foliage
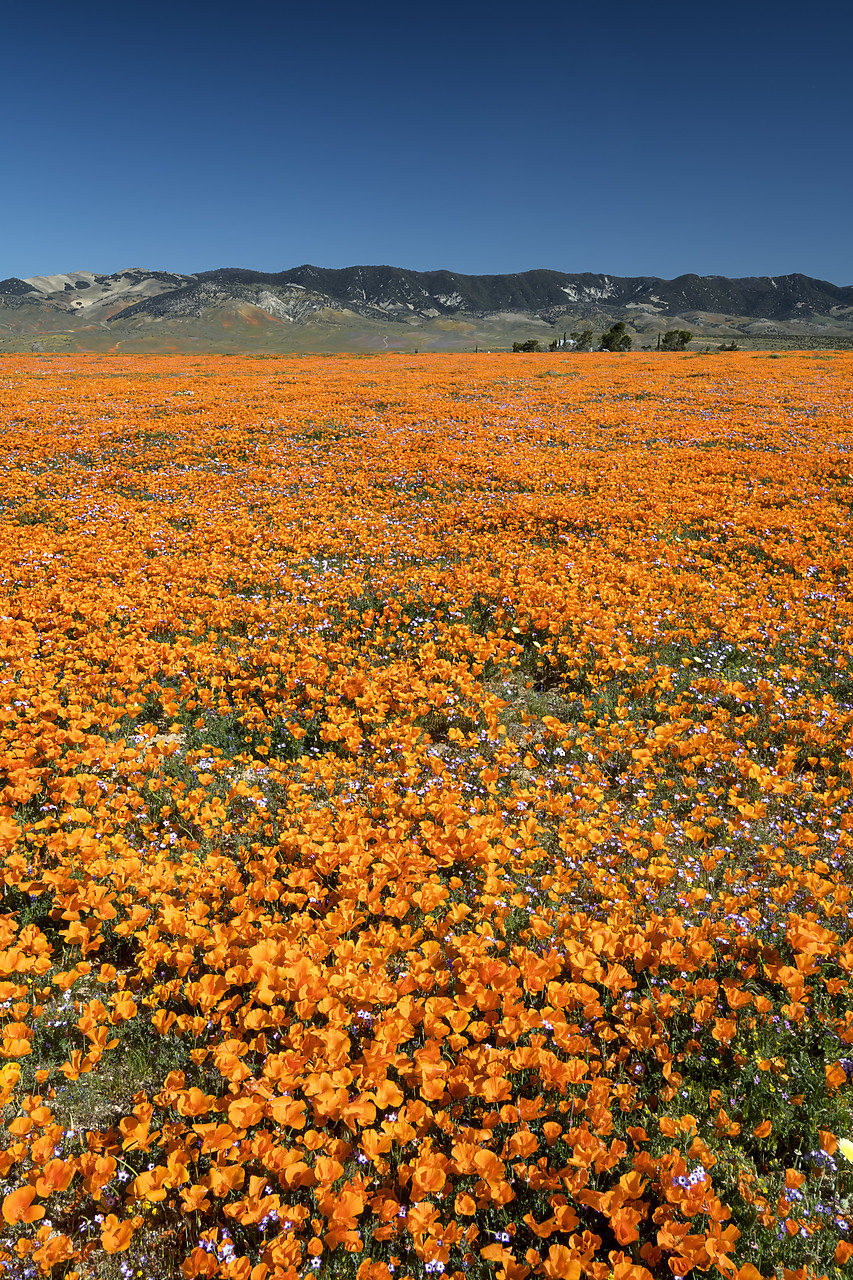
[570,328,594,351]
[661,328,693,351]
[512,339,541,352]
[599,321,632,352]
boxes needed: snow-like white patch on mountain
[21,268,197,312]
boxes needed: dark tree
[600,322,632,352]
[570,328,594,351]
[661,329,693,351]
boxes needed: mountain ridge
[2,264,852,352]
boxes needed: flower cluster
[0,351,851,1280]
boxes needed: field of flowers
[0,350,852,1280]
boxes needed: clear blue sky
[3,0,851,284]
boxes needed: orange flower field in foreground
[0,351,852,1280]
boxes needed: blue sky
[3,0,851,283]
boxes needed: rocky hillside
[194,265,853,323]
[1,264,851,352]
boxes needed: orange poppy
[100,1215,135,1253]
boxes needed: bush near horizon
[660,332,693,353]
[0,351,852,1280]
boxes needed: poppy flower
[35,1159,75,1196]
[100,1215,135,1253]
[3,1185,44,1224]
[542,1244,581,1279]
[227,1096,264,1127]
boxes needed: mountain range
[2,265,851,352]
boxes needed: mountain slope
[189,265,853,321]
[1,265,851,352]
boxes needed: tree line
[512,326,700,353]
